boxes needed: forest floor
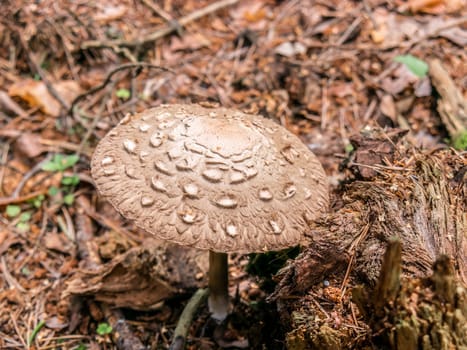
[0,0,466,349]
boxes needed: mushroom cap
[91,104,328,253]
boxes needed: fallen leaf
[274,42,306,57]
[409,0,464,13]
[9,79,61,116]
[15,133,46,158]
[8,80,81,117]
[170,32,211,52]
[94,4,127,23]
[43,232,73,254]
[380,95,397,121]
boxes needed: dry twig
[81,0,239,49]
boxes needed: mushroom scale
[91,104,328,253]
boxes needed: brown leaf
[15,133,46,158]
[8,80,82,117]
[9,79,61,116]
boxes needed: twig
[169,288,209,350]
[81,0,239,49]
[17,32,70,111]
[11,154,53,198]
[141,0,183,35]
[68,62,172,115]
[1,256,27,293]
[77,80,115,155]
[0,190,48,206]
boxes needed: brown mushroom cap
[91,104,328,253]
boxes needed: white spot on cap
[230,171,245,184]
[202,168,223,182]
[181,213,196,224]
[125,166,138,179]
[226,224,238,237]
[104,168,116,175]
[101,156,114,166]
[141,196,154,206]
[139,151,150,161]
[150,133,164,147]
[259,188,273,201]
[244,167,258,179]
[139,123,151,132]
[123,139,136,153]
[215,196,238,208]
[269,220,283,234]
[183,183,199,197]
[151,177,167,192]
[155,161,173,175]
[304,187,312,199]
[283,183,297,199]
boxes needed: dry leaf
[274,42,306,57]
[15,133,46,158]
[170,32,211,52]
[94,4,127,23]
[8,80,81,117]
[409,0,465,13]
[380,95,397,121]
[9,79,61,116]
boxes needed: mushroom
[91,104,328,321]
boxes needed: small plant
[28,194,45,209]
[452,131,467,150]
[5,205,31,232]
[116,88,131,100]
[96,322,113,335]
[41,154,80,172]
[394,54,429,78]
[74,344,88,350]
[6,204,21,218]
[42,154,80,206]
[28,320,45,346]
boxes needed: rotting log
[271,130,466,349]
[353,238,466,350]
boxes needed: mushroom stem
[208,250,229,321]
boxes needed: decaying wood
[353,239,466,349]
[272,131,466,349]
[64,241,208,309]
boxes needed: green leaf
[48,186,60,196]
[62,174,80,186]
[61,154,80,170]
[64,193,75,206]
[30,194,45,209]
[116,88,131,100]
[21,266,30,276]
[75,344,88,350]
[41,155,61,172]
[394,54,429,78]
[42,154,79,172]
[19,212,31,222]
[6,205,21,218]
[16,222,30,232]
[28,320,45,346]
[96,322,113,335]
